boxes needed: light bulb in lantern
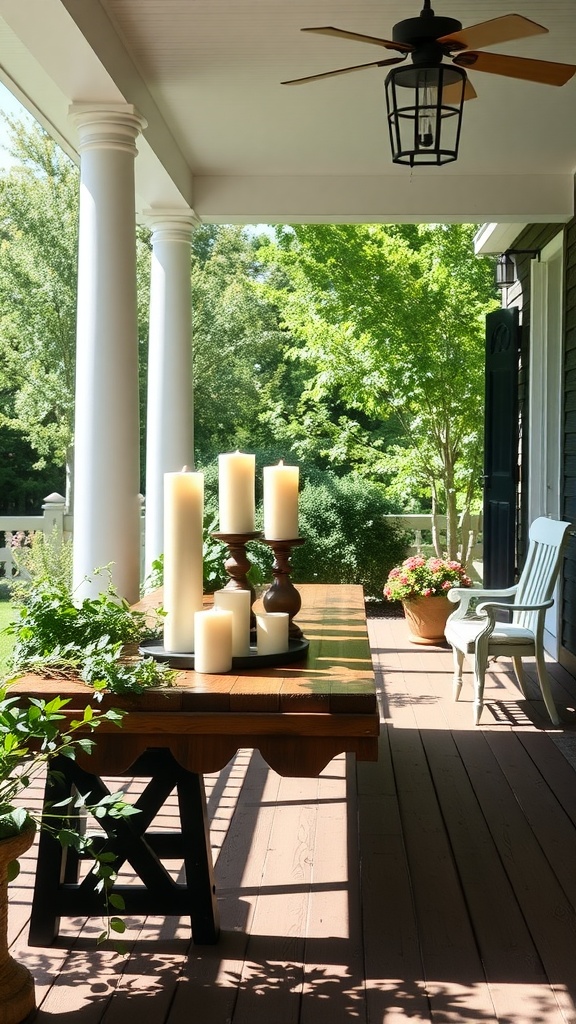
[417,73,437,150]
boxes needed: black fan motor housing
[392,14,462,47]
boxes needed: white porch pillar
[143,211,197,583]
[70,103,146,603]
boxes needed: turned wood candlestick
[211,531,262,630]
[262,537,305,639]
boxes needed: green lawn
[0,600,15,675]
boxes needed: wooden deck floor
[9,613,576,1024]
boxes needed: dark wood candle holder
[211,530,262,630]
[261,537,305,639]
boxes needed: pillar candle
[218,451,256,533]
[163,468,204,652]
[194,607,233,673]
[256,611,289,655]
[213,589,252,656]
[263,461,299,539]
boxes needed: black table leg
[28,749,220,946]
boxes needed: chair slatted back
[513,518,573,632]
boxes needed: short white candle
[263,461,299,539]
[213,589,251,657]
[194,607,233,673]
[163,469,204,653]
[256,611,289,655]
[218,451,256,533]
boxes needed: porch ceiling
[0,0,575,224]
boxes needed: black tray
[139,637,309,670]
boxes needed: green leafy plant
[384,555,473,603]
[287,471,410,600]
[0,686,135,944]
[8,527,73,603]
[4,570,174,695]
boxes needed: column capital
[144,208,201,244]
[69,103,147,155]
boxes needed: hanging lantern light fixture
[385,61,466,167]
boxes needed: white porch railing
[1,502,481,583]
[0,494,146,581]
[384,513,483,578]
[0,494,73,579]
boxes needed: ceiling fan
[281,2,576,166]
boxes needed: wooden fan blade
[442,78,478,103]
[281,56,405,86]
[301,26,413,54]
[454,51,576,86]
[439,14,548,53]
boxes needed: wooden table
[12,584,379,946]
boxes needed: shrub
[286,471,409,599]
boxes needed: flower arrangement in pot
[384,555,473,645]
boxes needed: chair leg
[473,654,487,725]
[512,657,528,698]
[534,649,560,726]
[452,646,465,701]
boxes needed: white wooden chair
[444,517,574,726]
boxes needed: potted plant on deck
[0,687,133,1024]
[384,555,473,644]
[0,558,174,1024]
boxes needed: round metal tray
[139,637,309,670]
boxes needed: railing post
[41,493,67,549]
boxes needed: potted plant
[0,686,134,1024]
[384,555,473,644]
[0,552,174,1024]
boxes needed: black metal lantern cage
[385,63,467,167]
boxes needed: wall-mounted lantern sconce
[495,249,540,290]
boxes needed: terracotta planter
[0,823,36,1024]
[402,595,452,645]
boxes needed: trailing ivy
[4,573,175,695]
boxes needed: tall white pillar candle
[218,451,256,533]
[263,461,299,539]
[213,589,251,656]
[194,608,233,673]
[163,469,204,652]
[256,612,289,655]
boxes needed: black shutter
[483,307,520,588]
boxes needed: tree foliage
[0,119,78,497]
[257,224,498,559]
[190,225,288,460]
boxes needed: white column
[143,211,197,583]
[69,104,146,603]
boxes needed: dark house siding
[501,220,576,671]
[502,225,562,565]
[563,215,576,669]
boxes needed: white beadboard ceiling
[0,0,574,224]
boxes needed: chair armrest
[447,584,518,620]
[476,598,554,618]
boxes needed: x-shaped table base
[28,749,220,946]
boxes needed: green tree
[0,119,79,502]
[190,226,288,460]
[258,224,498,561]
